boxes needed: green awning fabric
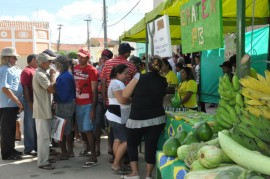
[120,0,269,45]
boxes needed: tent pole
[236,0,246,77]
[145,23,149,72]
[268,24,270,70]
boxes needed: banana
[249,125,270,143]
[235,123,257,139]
[219,99,228,108]
[232,75,240,91]
[239,114,256,126]
[235,104,241,115]
[264,70,270,86]
[223,74,235,91]
[235,93,244,107]
[257,73,269,87]
[240,88,267,100]
[254,137,270,156]
[239,76,270,94]
[216,114,232,129]
[245,99,264,106]
[228,129,260,151]
[246,107,270,120]
[224,104,240,123]
[216,107,231,120]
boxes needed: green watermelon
[195,122,213,142]
[163,137,180,157]
[182,131,199,145]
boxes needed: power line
[107,0,141,27]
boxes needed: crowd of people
[0,43,216,179]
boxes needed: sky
[0,0,153,44]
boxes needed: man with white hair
[32,53,56,170]
[0,47,23,160]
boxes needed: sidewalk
[0,136,150,179]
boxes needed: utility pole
[57,24,63,53]
[84,17,92,51]
[103,0,108,48]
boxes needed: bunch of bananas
[215,74,242,130]
[228,110,270,156]
[239,70,270,120]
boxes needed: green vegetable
[197,145,231,169]
[176,145,190,161]
[162,137,180,157]
[185,165,248,179]
[174,130,188,144]
[182,131,199,145]
[195,122,213,142]
[184,142,207,168]
[190,160,206,171]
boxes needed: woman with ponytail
[122,55,167,179]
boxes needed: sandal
[59,155,69,160]
[82,161,99,168]
[69,153,75,158]
[39,164,55,170]
[77,150,91,157]
[48,158,56,163]
[96,151,101,157]
[112,167,130,175]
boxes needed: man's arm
[22,85,33,111]
[2,87,23,112]
[90,81,98,121]
[101,78,106,108]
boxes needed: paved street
[0,136,149,179]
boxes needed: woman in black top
[122,55,167,179]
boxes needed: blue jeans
[23,100,37,153]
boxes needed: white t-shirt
[105,79,131,124]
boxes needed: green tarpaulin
[201,26,269,103]
[120,0,269,45]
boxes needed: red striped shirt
[100,56,137,105]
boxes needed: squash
[219,131,270,175]
[197,145,232,169]
[190,160,206,171]
[185,165,248,179]
[176,145,190,161]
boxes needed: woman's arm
[122,73,140,98]
[180,91,193,104]
[113,90,130,105]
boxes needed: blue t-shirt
[54,71,75,103]
[0,65,23,108]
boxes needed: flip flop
[111,167,130,175]
[39,164,55,170]
[77,150,91,157]
[82,161,99,168]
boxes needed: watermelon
[163,137,180,157]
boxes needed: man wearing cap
[20,54,38,156]
[95,49,113,157]
[54,55,76,159]
[74,48,99,167]
[0,47,23,160]
[220,61,233,81]
[33,53,56,170]
[100,43,137,108]
[100,43,137,169]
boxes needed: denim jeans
[23,100,37,153]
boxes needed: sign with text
[180,0,223,53]
[148,15,172,57]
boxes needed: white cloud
[0,0,153,44]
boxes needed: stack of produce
[214,74,242,130]
[239,70,270,119]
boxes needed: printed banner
[180,0,223,53]
[148,15,172,57]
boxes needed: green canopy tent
[120,0,269,45]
